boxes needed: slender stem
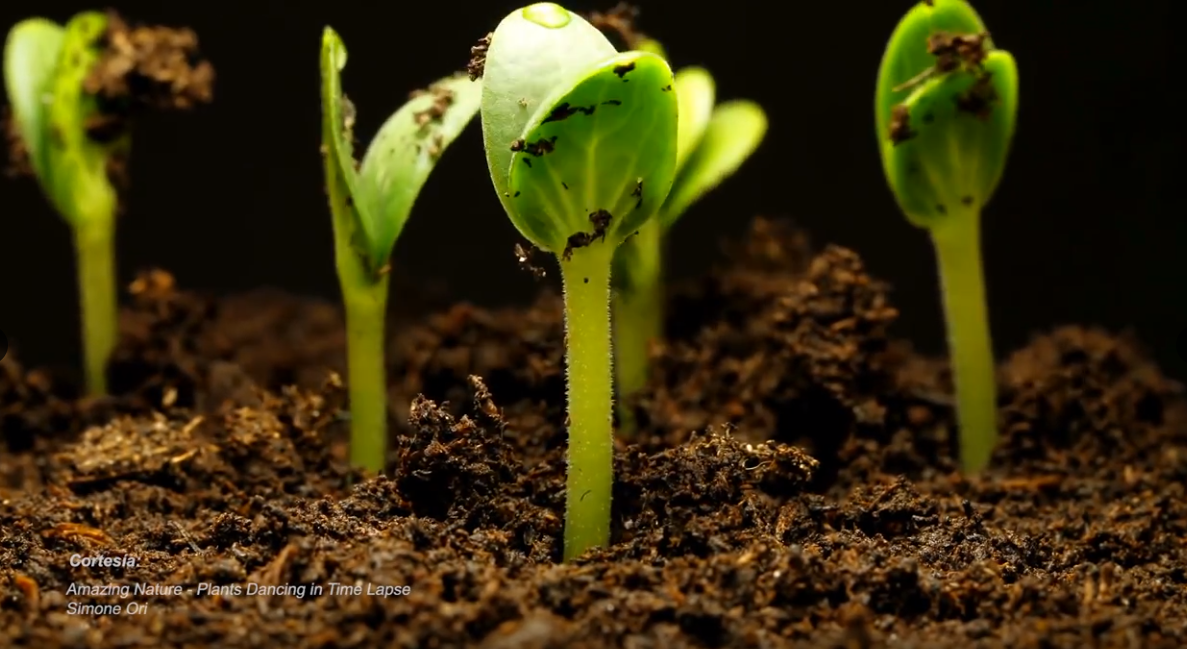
[73,217,117,396]
[611,220,664,433]
[559,243,615,561]
[329,198,391,473]
[930,210,997,473]
[342,278,390,472]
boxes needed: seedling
[5,12,129,395]
[478,3,677,559]
[611,41,767,419]
[320,27,480,472]
[875,0,1018,472]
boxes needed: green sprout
[610,40,767,424]
[320,27,480,473]
[875,0,1018,472]
[479,3,677,560]
[4,12,128,395]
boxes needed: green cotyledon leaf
[480,3,617,230]
[355,73,481,266]
[660,99,767,229]
[672,66,714,173]
[875,0,1018,226]
[319,27,369,265]
[46,11,120,226]
[506,51,678,255]
[883,51,1017,225]
[3,18,65,189]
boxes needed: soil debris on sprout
[514,242,548,279]
[2,205,1187,648]
[468,32,492,81]
[2,106,31,176]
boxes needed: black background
[1,0,1184,380]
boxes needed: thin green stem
[342,278,390,473]
[73,217,117,396]
[930,210,997,473]
[612,220,664,434]
[559,243,615,561]
[330,198,391,473]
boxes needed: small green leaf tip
[320,25,481,274]
[875,0,1018,227]
[4,18,65,184]
[4,12,121,225]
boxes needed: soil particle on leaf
[2,107,32,177]
[542,103,595,123]
[926,31,989,72]
[889,104,915,144]
[514,242,548,280]
[412,82,456,127]
[468,32,492,81]
[2,217,1187,647]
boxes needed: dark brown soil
[2,219,1185,648]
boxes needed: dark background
[2,0,1184,380]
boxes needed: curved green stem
[73,215,116,396]
[559,244,615,561]
[931,210,997,472]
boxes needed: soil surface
[2,219,1185,648]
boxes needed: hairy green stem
[931,211,997,472]
[73,217,116,396]
[560,244,615,561]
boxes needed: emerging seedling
[478,2,677,560]
[3,11,211,396]
[875,0,1018,472]
[611,41,767,421]
[320,27,480,472]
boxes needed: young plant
[478,3,677,560]
[320,27,480,472]
[5,12,128,396]
[611,43,767,420]
[875,0,1018,472]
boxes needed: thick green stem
[612,220,664,433]
[73,217,117,396]
[930,211,997,473]
[559,244,615,561]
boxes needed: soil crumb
[84,11,214,112]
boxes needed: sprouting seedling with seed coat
[4,12,128,396]
[478,2,677,560]
[875,0,1018,473]
[610,37,767,424]
[320,26,480,473]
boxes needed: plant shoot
[478,2,677,560]
[320,26,480,472]
[875,0,1018,472]
[611,60,766,417]
[5,12,125,395]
